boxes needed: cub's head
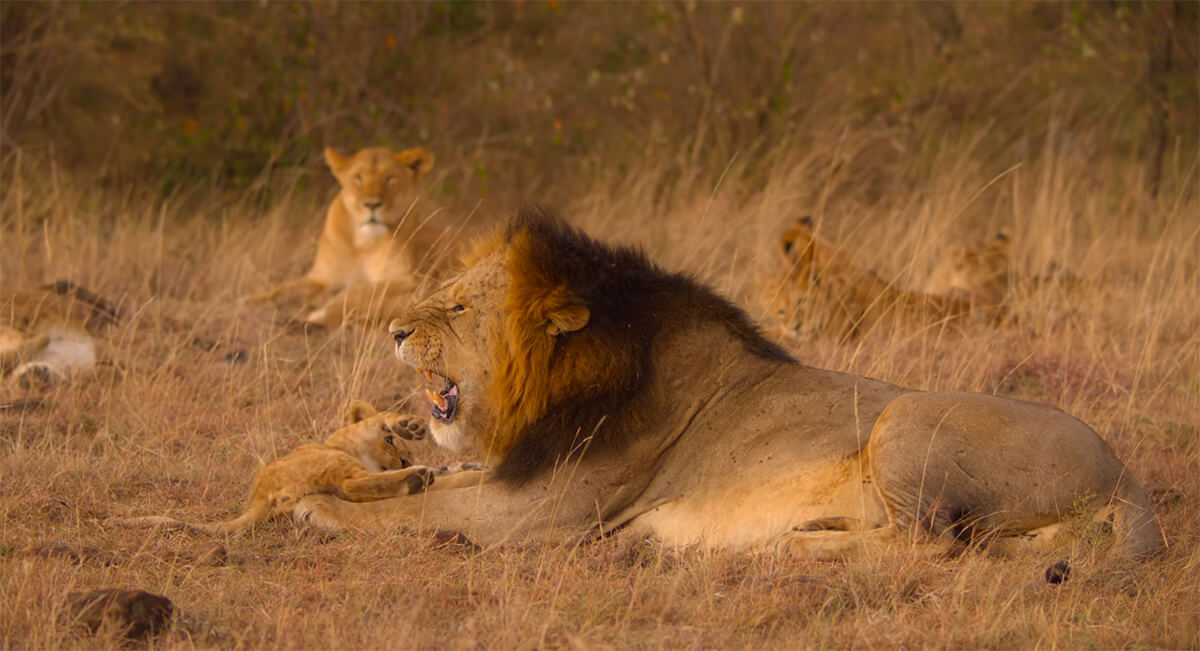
[928,231,1011,303]
[776,216,823,291]
[324,146,436,247]
[340,400,429,473]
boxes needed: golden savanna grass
[1,131,1197,648]
[2,3,1198,647]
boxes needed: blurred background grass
[2,1,1195,227]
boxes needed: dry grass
[1,123,1197,648]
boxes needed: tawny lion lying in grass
[251,146,446,328]
[112,401,485,535]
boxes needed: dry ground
[1,142,1197,648]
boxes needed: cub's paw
[293,495,345,531]
[383,414,428,441]
[404,466,436,493]
[13,363,63,389]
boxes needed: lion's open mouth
[426,377,459,424]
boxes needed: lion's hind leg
[865,391,1162,559]
[773,523,956,561]
[304,280,416,328]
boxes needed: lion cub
[1,282,119,387]
[113,401,442,535]
[252,146,444,327]
[762,217,983,341]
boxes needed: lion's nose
[364,200,382,211]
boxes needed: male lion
[252,146,442,327]
[762,217,986,341]
[295,209,1160,561]
[113,401,484,535]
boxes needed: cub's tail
[108,502,274,536]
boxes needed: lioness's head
[388,208,790,480]
[324,146,436,246]
[340,400,428,473]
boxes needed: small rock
[1045,560,1070,584]
[222,349,249,364]
[431,530,482,554]
[63,588,173,640]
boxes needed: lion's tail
[1111,476,1163,560]
[109,502,274,537]
[194,502,274,536]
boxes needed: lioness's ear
[395,147,436,180]
[546,304,589,336]
[325,147,350,175]
[346,399,378,424]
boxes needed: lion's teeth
[426,388,447,410]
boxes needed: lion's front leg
[339,466,435,502]
[294,471,613,545]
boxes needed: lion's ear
[395,147,436,180]
[325,147,349,175]
[546,304,589,336]
[346,400,378,424]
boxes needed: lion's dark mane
[494,207,794,484]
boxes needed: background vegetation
[1,2,1197,648]
[3,2,1195,211]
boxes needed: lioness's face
[388,253,509,453]
[324,146,436,247]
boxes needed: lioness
[762,217,984,341]
[114,401,484,535]
[253,146,441,327]
[295,209,1160,561]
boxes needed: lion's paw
[437,461,486,475]
[292,495,345,531]
[404,466,436,493]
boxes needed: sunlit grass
[1,128,1197,648]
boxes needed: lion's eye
[384,435,396,447]
[452,304,466,313]
[353,174,363,184]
